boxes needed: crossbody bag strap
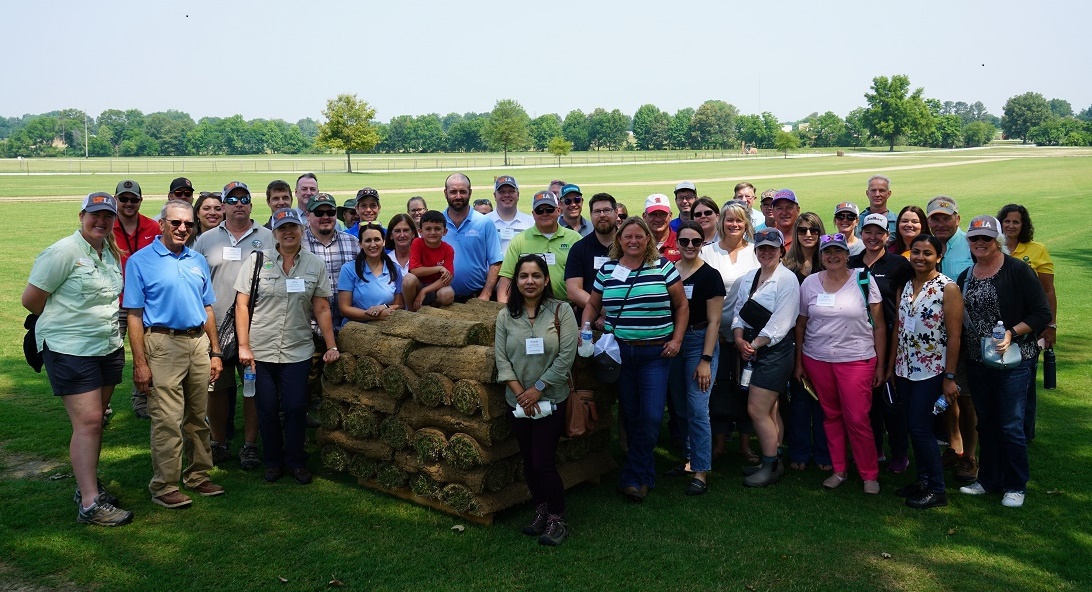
[749,269,762,297]
[247,251,264,329]
[606,264,642,332]
[857,269,874,327]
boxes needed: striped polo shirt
[593,258,679,341]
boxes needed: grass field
[1,147,1090,591]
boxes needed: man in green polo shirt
[496,190,580,303]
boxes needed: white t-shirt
[486,210,534,254]
[699,241,759,333]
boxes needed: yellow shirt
[1011,241,1053,275]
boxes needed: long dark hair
[354,223,398,283]
[385,213,418,251]
[783,212,825,276]
[890,205,930,254]
[997,203,1034,243]
[506,254,553,319]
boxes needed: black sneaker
[522,503,548,536]
[238,444,260,470]
[73,479,119,507]
[211,443,232,465]
[538,514,568,546]
[77,494,133,527]
[906,491,948,509]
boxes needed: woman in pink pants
[794,233,887,495]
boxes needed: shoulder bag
[554,303,599,437]
[217,251,263,360]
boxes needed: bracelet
[328,346,339,352]
[210,352,223,359]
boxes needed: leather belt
[147,326,203,337]
[688,321,709,330]
[619,338,668,347]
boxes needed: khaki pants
[145,332,214,496]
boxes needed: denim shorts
[42,344,124,396]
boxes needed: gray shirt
[194,221,274,326]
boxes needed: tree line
[3,75,1091,160]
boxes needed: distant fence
[0,149,798,175]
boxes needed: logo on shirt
[252,239,263,249]
[188,266,204,276]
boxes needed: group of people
[25,172,1055,544]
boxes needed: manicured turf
[0,147,1089,592]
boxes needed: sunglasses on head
[676,237,703,248]
[224,195,251,205]
[692,209,716,218]
[312,209,337,218]
[562,197,583,205]
[166,219,195,229]
[820,233,846,243]
[797,226,820,235]
[117,196,142,204]
[534,206,557,215]
[834,213,857,221]
[172,190,194,198]
[754,230,782,244]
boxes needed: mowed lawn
[0,149,1089,592]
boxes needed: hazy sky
[8,0,1090,123]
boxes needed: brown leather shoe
[188,481,225,497]
[291,467,313,485]
[152,490,193,509]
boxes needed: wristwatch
[943,372,957,380]
[210,351,223,359]
[700,354,713,362]
[534,380,547,391]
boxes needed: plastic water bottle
[992,321,1006,343]
[1044,348,1056,389]
[932,394,949,415]
[242,367,256,398]
[578,322,594,357]
[740,359,754,389]
[512,400,554,419]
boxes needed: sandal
[743,452,760,465]
[789,462,807,471]
[818,464,833,472]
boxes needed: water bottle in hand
[578,322,595,357]
[243,366,256,398]
[992,321,1006,344]
[932,394,949,415]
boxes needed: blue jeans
[254,359,312,470]
[968,357,1034,493]
[896,375,945,493]
[668,329,718,473]
[787,379,831,466]
[617,341,672,490]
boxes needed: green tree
[547,136,572,166]
[631,104,671,150]
[1048,98,1073,118]
[562,109,590,151]
[316,94,380,172]
[1077,105,1092,122]
[863,74,930,151]
[810,111,846,148]
[1001,92,1052,143]
[589,108,629,151]
[962,120,995,147]
[668,108,695,149]
[410,114,446,153]
[296,118,320,141]
[690,100,738,149]
[774,130,800,158]
[529,114,562,151]
[483,99,530,165]
[933,114,964,148]
[447,117,487,152]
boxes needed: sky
[7,0,1090,124]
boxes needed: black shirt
[564,232,612,295]
[681,262,727,327]
[848,251,913,330]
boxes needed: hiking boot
[238,444,261,470]
[187,481,225,497]
[941,448,963,468]
[291,467,313,485]
[953,456,979,483]
[152,490,193,509]
[131,393,150,420]
[522,503,548,536]
[73,479,119,507]
[211,443,232,465]
[77,494,133,527]
[538,514,568,546]
[743,459,782,488]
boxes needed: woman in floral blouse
[888,234,963,509]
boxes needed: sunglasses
[313,209,337,218]
[797,226,821,235]
[172,190,194,198]
[224,195,252,205]
[618,214,629,220]
[534,206,557,215]
[117,196,142,204]
[166,219,195,229]
[968,235,995,243]
[692,209,717,218]
[820,233,847,243]
[754,230,783,244]
[562,197,583,205]
[677,237,703,248]
[834,213,858,221]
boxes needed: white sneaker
[959,482,988,495]
[1001,491,1025,508]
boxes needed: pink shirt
[799,268,882,363]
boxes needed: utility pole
[84,113,89,158]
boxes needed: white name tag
[593,256,609,271]
[286,278,306,293]
[542,252,556,265]
[684,285,694,299]
[525,337,545,355]
[610,264,631,281]
[77,257,94,267]
[500,228,515,240]
[904,316,916,333]
[222,247,242,261]
[817,293,836,307]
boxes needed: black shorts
[42,344,124,396]
[422,291,439,306]
[210,357,246,392]
[750,337,795,393]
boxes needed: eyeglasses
[692,209,716,218]
[797,226,821,235]
[312,209,337,218]
[968,235,995,243]
[834,213,857,221]
[591,208,615,216]
[562,197,583,205]
[677,237,703,247]
[224,195,252,205]
[534,206,557,215]
[409,207,426,214]
[166,219,195,229]
[172,190,194,198]
[117,196,142,204]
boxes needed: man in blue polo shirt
[124,200,225,510]
[441,173,502,301]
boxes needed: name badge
[684,285,694,299]
[817,293,836,307]
[77,257,94,267]
[286,278,306,293]
[593,256,609,271]
[903,316,916,333]
[525,337,545,355]
[542,252,556,265]
[610,264,630,281]
[223,247,242,261]
[500,228,515,240]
